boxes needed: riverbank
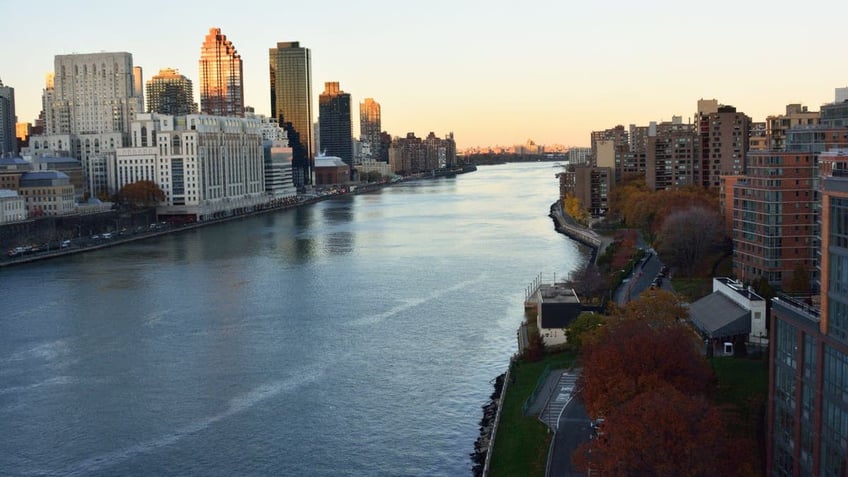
[548,201,611,265]
[0,182,389,269]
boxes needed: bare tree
[566,263,606,301]
[656,206,722,276]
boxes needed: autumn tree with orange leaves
[572,290,759,476]
[573,385,754,477]
[576,297,713,417]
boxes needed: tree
[562,193,590,225]
[788,264,811,295]
[616,288,688,325]
[573,385,751,476]
[565,263,606,302]
[655,206,723,276]
[565,312,606,350]
[115,180,166,209]
[576,317,713,417]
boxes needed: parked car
[61,240,72,248]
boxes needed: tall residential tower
[146,68,196,115]
[360,98,381,162]
[269,41,313,187]
[29,52,142,197]
[199,28,244,117]
[0,78,16,155]
[318,82,352,168]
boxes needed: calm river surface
[0,162,586,476]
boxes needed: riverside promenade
[548,202,612,265]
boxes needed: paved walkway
[528,370,588,477]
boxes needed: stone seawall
[548,202,609,264]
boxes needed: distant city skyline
[2,1,848,149]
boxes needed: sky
[2,0,847,149]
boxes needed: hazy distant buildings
[199,28,244,117]
[29,52,143,198]
[115,113,267,221]
[360,98,382,162]
[146,68,196,116]
[269,41,314,187]
[0,78,17,155]
[318,82,353,169]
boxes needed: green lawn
[710,356,768,473]
[488,351,577,477]
[671,277,713,302]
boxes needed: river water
[0,162,586,476]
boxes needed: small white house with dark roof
[689,277,767,356]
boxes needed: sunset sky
[3,0,847,149]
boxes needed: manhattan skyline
[3,0,848,149]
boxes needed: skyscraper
[30,52,142,197]
[146,68,196,115]
[269,41,313,187]
[0,78,16,155]
[133,66,144,112]
[199,27,244,117]
[318,82,352,168]
[360,98,381,162]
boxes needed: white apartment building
[28,53,143,198]
[0,189,25,224]
[115,113,269,221]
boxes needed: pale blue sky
[2,0,847,148]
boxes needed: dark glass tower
[269,42,313,187]
[146,68,196,115]
[319,82,353,170]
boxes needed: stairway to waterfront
[540,371,578,430]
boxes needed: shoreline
[0,182,388,269]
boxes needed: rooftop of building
[20,171,70,181]
[0,189,20,198]
[537,283,580,304]
[715,277,764,302]
[689,292,751,339]
[0,156,31,167]
[315,155,348,168]
[36,156,81,165]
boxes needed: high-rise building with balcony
[28,52,142,197]
[645,117,699,191]
[768,149,848,477]
[730,151,818,289]
[766,104,820,151]
[694,100,751,188]
[269,41,313,187]
[360,98,382,162]
[0,78,16,155]
[146,68,196,116]
[318,82,352,169]
[199,28,244,117]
